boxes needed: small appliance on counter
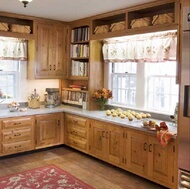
[28,89,40,109]
[44,88,60,108]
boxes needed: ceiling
[0,0,155,22]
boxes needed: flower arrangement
[92,88,113,110]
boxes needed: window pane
[0,60,18,99]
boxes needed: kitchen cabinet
[0,116,35,156]
[65,113,88,153]
[127,130,176,188]
[89,119,124,168]
[35,113,64,148]
[36,21,68,79]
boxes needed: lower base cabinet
[88,118,177,189]
[0,116,35,156]
[88,119,126,168]
[127,131,176,188]
[65,114,88,153]
[35,113,64,149]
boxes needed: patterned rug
[0,164,95,189]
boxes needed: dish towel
[156,129,175,148]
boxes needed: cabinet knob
[49,65,52,71]
[143,142,147,151]
[149,144,152,152]
[54,65,56,70]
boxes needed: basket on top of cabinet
[152,13,174,25]
[0,22,9,31]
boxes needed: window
[0,60,19,100]
[107,61,179,114]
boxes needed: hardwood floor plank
[0,146,167,189]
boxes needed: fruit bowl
[9,106,19,112]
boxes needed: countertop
[0,104,177,137]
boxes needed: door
[36,113,62,148]
[54,25,67,78]
[128,131,148,174]
[107,124,124,167]
[148,136,176,187]
[89,120,107,159]
[36,23,53,77]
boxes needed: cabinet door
[107,124,124,167]
[53,25,67,78]
[128,131,148,174]
[148,136,176,187]
[36,23,53,77]
[89,120,107,159]
[36,113,63,148]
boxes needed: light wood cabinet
[35,113,64,148]
[89,119,124,168]
[65,113,88,153]
[36,22,68,78]
[0,116,35,156]
[127,130,176,188]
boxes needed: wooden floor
[0,145,168,189]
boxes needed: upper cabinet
[35,21,68,79]
[0,12,34,39]
[90,0,180,40]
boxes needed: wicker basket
[94,25,110,34]
[110,21,125,32]
[152,13,174,25]
[130,17,151,28]
[28,98,40,109]
[10,24,31,34]
[0,23,9,31]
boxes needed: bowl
[9,106,18,112]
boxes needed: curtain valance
[102,31,177,63]
[0,37,27,60]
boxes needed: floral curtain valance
[0,37,27,60]
[102,31,177,63]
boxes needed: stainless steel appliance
[44,88,60,108]
[178,4,190,189]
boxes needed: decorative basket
[152,13,174,25]
[0,23,9,31]
[28,98,40,109]
[110,21,125,32]
[130,17,151,28]
[94,25,110,34]
[10,24,31,34]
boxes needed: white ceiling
[0,0,155,22]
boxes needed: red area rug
[0,164,95,189]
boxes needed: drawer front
[2,127,33,142]
[2,140,33,154]
[66,114,87,128]
[66,125,87,139]
[66,135,87,151]
[1,117,33,129]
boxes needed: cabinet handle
[73,120,78,124]
[149,144,152,152]
[57,120,60,126]
[143,142,147,151]
[14,133,21,137]
[54,65,56,70]
[106,131,109,139]
[14,122,21,125]
[14,145,21,148]
[49,65,52,71]
[102,131,105,138]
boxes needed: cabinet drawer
[2,127,33,142]
[65,114,87,128]
[1,117,33,129]
[66,135,87,151]
[1,140,33,154]
[66,125,87,139]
